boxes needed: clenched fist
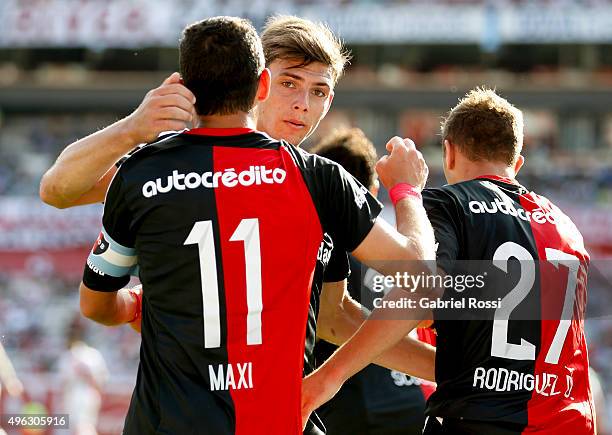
[375,137,429,191]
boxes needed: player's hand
[376,136,429,191]
[121,72,198,145]
[301,371,341,430]
[127,285,142,333]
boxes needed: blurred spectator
[58,316,109,435]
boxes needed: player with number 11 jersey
[82,128,382,435]
[80,17,383,435]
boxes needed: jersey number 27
[491,241,581,365]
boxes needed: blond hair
[261,15,351,85]
[441,87,524,166]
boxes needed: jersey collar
[475,174,520,186]
[185,127,254,137]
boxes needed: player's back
[95,127,381,435]
[121,128,322,434]
[423,175,595,434]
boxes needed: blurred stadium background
[0,0,611,433]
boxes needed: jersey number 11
[185,219,263,349]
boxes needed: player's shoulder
[422,179,503,221]
[424,178,525,207]
[422,183,464,211]
[425,178,498,198]
[282,141,342,173]
[524,190,588,251]
[117,130,186,171]
[423,184,458,201]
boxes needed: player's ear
[444,139,455,170]
[513,154,525,176]
[256,68,271,102]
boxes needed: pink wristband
[127,286,142,323]
[389,183,422,205]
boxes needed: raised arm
[39,73,196,208]
[303,137,439,428]
[352,137,435,271]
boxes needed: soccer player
[302,88,595,435]
[39,15,436,382]
[78,17,434,435]
[313,128,435,435]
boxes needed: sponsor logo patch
[468,199,562,225]
[142,166,287,198]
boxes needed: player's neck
[454,162,516,184]
[195,112,256,130]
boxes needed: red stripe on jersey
[213,145,323,435]
[519,192,595,434]
[417,327,437,347]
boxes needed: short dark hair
[179,17,265,116]
[261,15,351,85]
[311,128,377,188]
[441,87,523,166]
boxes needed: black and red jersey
[82,128,382,435]
[423,175,594,434]
[114,134,351,382]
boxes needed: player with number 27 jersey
[82,128,381,435]
[423,175,594,434]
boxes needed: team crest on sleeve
[87,228,138,277]
[93,232,109,255]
